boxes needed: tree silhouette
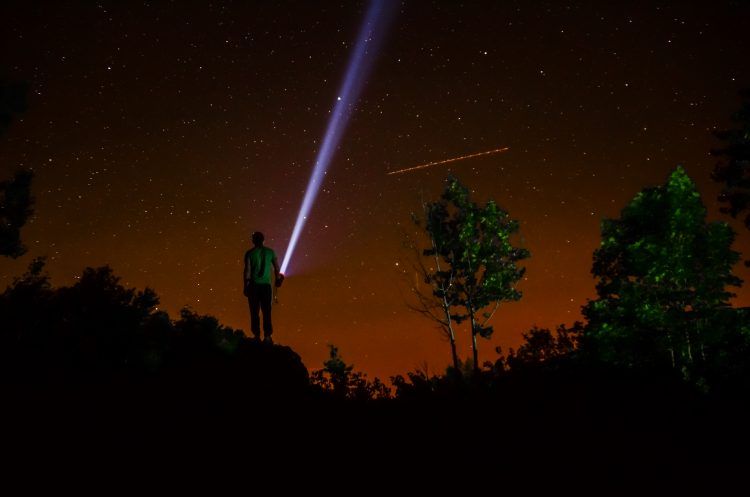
[0,169,34,258]
[419,176,529,373]
[0,79,34,258]
[310,345,390,400]
[500,323,583,372]
[0,258,309,394]
[583,167,743,381]
[0,258,159,382]
[408,204,461,372]
[712,89,750,233]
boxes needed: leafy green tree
[712,89,750,232]
[583,167,743,380]
[420,176,529,373]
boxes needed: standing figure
[243,231,281,343]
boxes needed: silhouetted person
[243,231,281,343]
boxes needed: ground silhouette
[0,259,748,488]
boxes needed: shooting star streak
[387,147,509,176]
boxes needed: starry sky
[1,1,750,380]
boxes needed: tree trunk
[684,329,693,365]
[471,329,479,374]
[466,256,480,374]
[438,279,459,371]
[450,337,460,372]
[429,219,460,372]
[469,303,479,374]
[666,331,676,369]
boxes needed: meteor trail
[387,146,509,176]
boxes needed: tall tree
[408,204,461,372]
[0,79,34,258]
[420,176,529,373]
[583,167,742,379]
[712,89,750,231]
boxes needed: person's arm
[243,251,250,293]
[271,252,284,288]
[272,254,280,279]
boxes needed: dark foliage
[0,169,34,258]
[0,79,34,258]
[310,344,391,401]
[497,322,584,372]
[712,88,750,230]
[1,258,749,486]
[0,258,309,399]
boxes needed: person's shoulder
[268,247,277,257]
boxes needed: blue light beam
[280,1,396,275]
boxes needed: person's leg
[248,290,261,340]
[260,284,273,341]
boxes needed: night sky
[2,1,750,380]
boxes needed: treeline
[5,169,750,404]
[384,91,750,401]
[2,78,750,406]
[0,259,309,401]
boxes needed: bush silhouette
[0,258,309,400]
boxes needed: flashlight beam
[387,147,510,176]
[280,1,396,275]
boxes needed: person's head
[251,231,265,247]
